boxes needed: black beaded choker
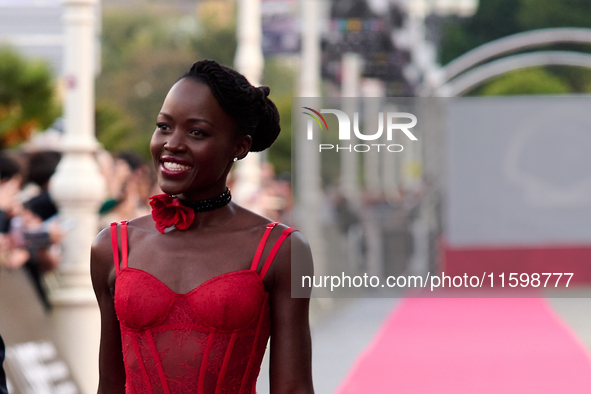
[176,188,232,212]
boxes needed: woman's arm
[90,228,126,394]
[268,230,315,394]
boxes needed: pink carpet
[336,297,591,394]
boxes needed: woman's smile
[162,162,191,172]
[160,156,193,177]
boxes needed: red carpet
[336,297,591,394]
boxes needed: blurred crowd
[0,150,63,310]
[0,148,158,311]
[324,186,422,280]
[0,148,293,311]
[228,162,293,226]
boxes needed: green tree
[189,13,237,67]
[97,7,243,158]
[0,47,59,147]
[480,68,570,96]
[439,0,591,95]
[97,6,297,174]
[262,58,296,175]
[95,101,134,152]
[439,0,521,65]
[517,0,591,30]
[97,9,198,157]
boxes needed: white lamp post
[48,0,105,392]
[233,0,264,214]
[340,52,362,205]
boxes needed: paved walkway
[256,298,400,393]
[258,289,591,393]
[0,268,54,345]
[546,288,591,352]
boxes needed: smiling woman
[150,76,246,200]
[91,60,314,394]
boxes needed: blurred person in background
[259,162,280,221]
[0,151,22,232]
[99,151,155,226]
[272,172,292,225]
[91,60,314,393]
[23,150,61,208]
[17,150,64,310]
[258,163,292,224]
[0,151,29,269]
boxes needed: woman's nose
[164,130,187,152]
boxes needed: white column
[340,53,362,204]
[361,79,384,195]
[401,128,422,192]
[49,1,105,393]
[297,0,326,278]
[299,1,321,98]
[382,104,400,198]
[233,0,264,214]
[234,0,263,85]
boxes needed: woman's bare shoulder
[92,226,114,263]
[126,214,156,230]
[271,229,313,275]
[93,215,152,251]
[91,215,152,281]
[91,225,116,294]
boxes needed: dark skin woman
[91,60,314,394]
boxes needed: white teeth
[163,161,192,171]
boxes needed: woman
[91,60,314,394]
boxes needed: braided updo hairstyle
[180,60,281,152]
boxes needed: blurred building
[323,0,412,96]
[261,0,300,56]
[321,0,478,96]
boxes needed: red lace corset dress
[110,221,294,394]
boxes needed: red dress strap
[249,222,279,271]
[259,227,296,279]
[110,220,129,274]
[110,222,119,274]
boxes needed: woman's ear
[234,135,252,160]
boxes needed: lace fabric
[111,221,293,394]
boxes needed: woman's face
[150,78,249,199]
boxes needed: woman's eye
[156,123,170,132]
[189,129,207,137]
